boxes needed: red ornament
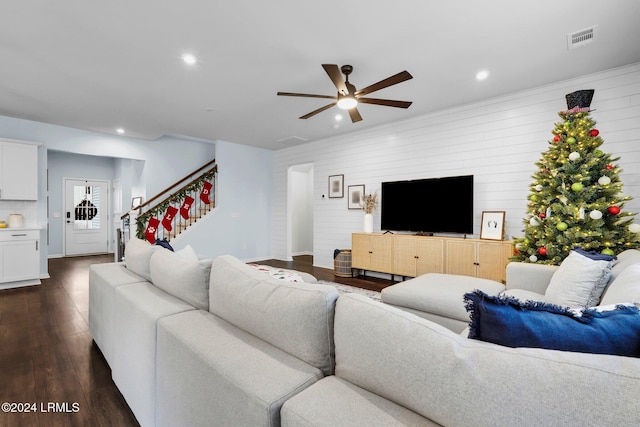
[538,247,547,256]
[539,212,546,219]
[606,164,613,170]
[589,129,600,137]
[608,206,621,215]
[552,135,561,143]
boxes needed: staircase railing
[120,159,217,250]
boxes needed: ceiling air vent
[567,25,598,50]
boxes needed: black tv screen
[381,175,474,234]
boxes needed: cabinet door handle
[36,241,39,251]
[11,233,27,237]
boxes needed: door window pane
[73,185,100,230]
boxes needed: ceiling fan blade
[357,98,412,109]
[277,92,337,100]
[348,107,363,123]
[299,102,337,119]
[355,70,413,97]
[322,64,349,95]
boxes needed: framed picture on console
[348,185,365,209]
[329,175,344,198]
[480,211,505,240]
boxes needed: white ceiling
[1,1,639,150]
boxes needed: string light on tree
[512,90,640,265]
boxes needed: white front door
[64,179,109,256]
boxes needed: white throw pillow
[599,263,640,306]
[545,250,613,308]
[150,249,212,310]
[124,238,159,281]
[175,244,199,261]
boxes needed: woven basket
[334,249,353,277]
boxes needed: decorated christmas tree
[512,90,640,265]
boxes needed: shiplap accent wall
[273,63,640,270]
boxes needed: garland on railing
[136,168,217,240]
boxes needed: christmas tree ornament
[589,129,599,137]
[535,184,543,191]
[601,248,615,256]
[539,212,546,219]
[556,222,568,231]
[589,210,603,220]
[570,182,584,192]
[568,152,580,161]
[566,137,576,144]
[594,149,604,157]
[553,135,561,143]
[606,164,613,170]
[608,206,621,215]
[145,217,160,244]
[538,247,547,256]
[529,255,538,262]
[529,217,540,226]
[629,223,640,233]
[598,176,611,185]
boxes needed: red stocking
[200,181,213,204]
[180,196,194,220]
[145,218,160,244]
[161,206,179,231]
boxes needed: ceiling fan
[277,64,413,123]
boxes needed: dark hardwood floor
[0,254,388,426]
[0,254,139,427]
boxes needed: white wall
[273,63,640,269]
[170,140,273,261]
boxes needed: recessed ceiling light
[476,70,489,81]
[334,114,343,121]
[116,128,125,134]
[182,53,197,66]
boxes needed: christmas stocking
[161,206,179,231]
[180,196,194,220]
[200,181,213,204]
[145,217,160,244]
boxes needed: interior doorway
[63,178,109,256]
[287,163,314,261]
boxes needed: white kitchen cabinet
[0,140,39,201]
[0,229,41,287]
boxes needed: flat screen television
[381,175,474,234]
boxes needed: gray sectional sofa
[382,249,640,333]
[89,239,640,426]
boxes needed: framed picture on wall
[329,174,344,198]
[131,196,143,210]
[480,211,506,240]
[348,185,365,209]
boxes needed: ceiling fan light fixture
[337,95,357,110]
